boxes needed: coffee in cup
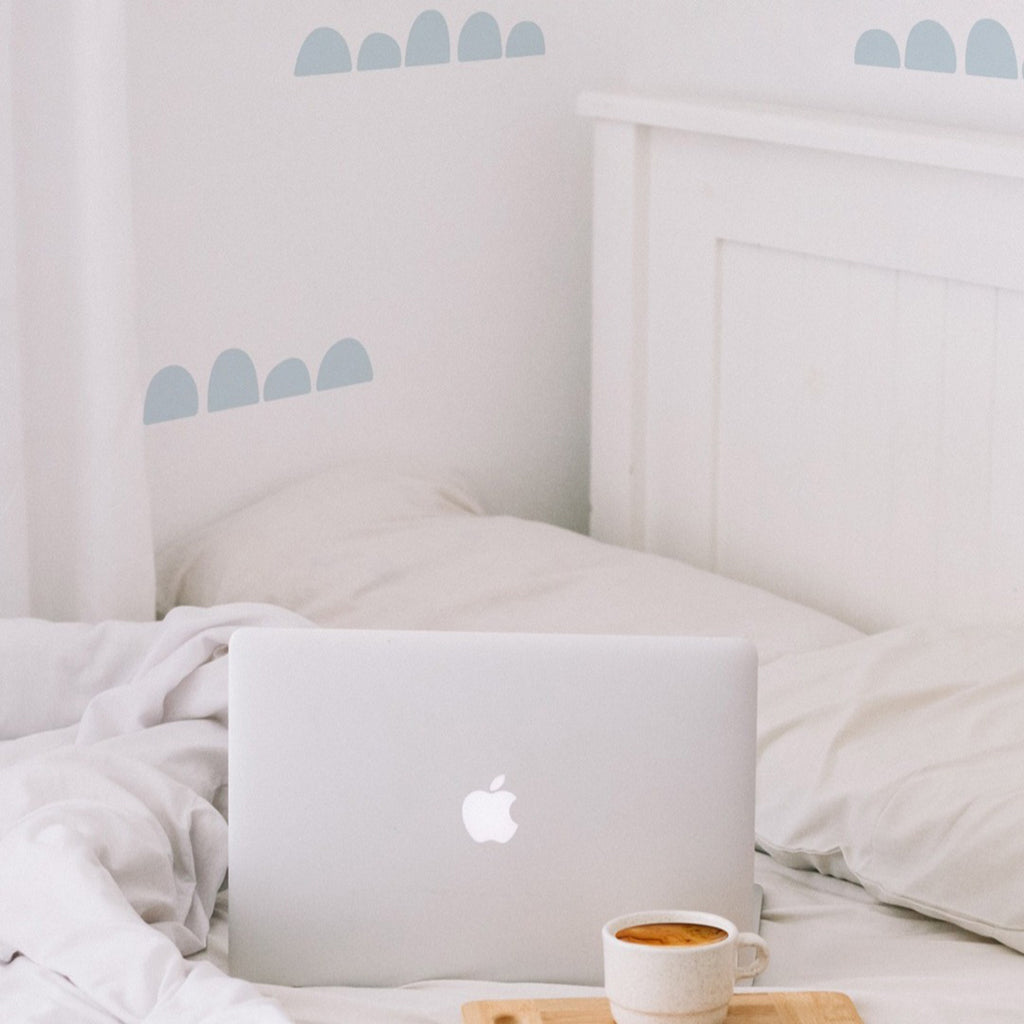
[615,922,728,947]
[603,910,769,1024]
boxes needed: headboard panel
[580,93,1024,631]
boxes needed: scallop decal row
[856,18,1022,78]
[144,339,373,425]
[295,9,544,76]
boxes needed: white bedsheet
[0,605,307,1023]
[2,604,1021,1024]
[188,854,1024,1024]
[754,855,1024,1023]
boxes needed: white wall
[627,2,1024,133]
[130,2,628,546]
[129,3,1024,547]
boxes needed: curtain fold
[1,0,155,621]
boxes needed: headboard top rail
[577,91,1024,180]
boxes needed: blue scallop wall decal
[208,349,260,412]
[144,365,199,424]
[358,32,402,70]
[406,10,450,66]
[295,27,352,76]
[264,358,312,402]
[965,19,1018,78]
[317,339,374,391]
[506,21,545,58]
[458,12,502,62]
[854,29,900,68]
[905,20,956,73]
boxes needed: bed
[2,92,1024,1023]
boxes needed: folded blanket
[0,604,310,1023]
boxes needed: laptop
[227,628,758,987]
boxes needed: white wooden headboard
[579,92,1024,632]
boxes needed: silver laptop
[228,628,758,987]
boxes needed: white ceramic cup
[602,910,769,1024]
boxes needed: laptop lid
[228,628,758,987]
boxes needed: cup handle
[734,932,770,981]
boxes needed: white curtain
[1,1,155,621]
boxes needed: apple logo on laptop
[461,774,518,843]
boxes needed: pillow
[156,465,862,663]
[156,462,485,617]
[756,619,1024,952]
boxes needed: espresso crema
[614,922,728,947]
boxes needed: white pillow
[156,463,485,617]
[156,465,862,663]
[756,619,1024,952]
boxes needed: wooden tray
[463,993,863,1024]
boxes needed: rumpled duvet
[0,604,310,1023]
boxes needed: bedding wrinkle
[756,620,1024,955]
[862,745,1024,939]
[0,618,155,740]
[754,852,1023,1022]
[74,606,293,743]
[0,604,304,1022]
